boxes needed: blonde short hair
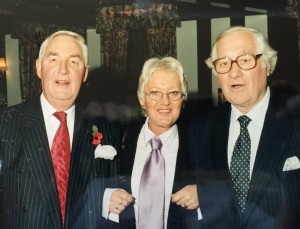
[137,56,187,101]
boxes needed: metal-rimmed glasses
[213,53,263,74]
[144,91,184,101]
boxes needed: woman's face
[139,68,183,136]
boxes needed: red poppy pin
[92,125,103,145]
[92,125,117,160]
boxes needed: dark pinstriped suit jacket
[106,118,198,229]
[0,99,121,229]
[190,94,300,229]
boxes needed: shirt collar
[40,93,75,119]
[231,87,270,127]
[143,117,178,149]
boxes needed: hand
[109,189,134,214]
[171,184,199,210]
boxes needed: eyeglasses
[144,90,184,101]
[213,53,262,74]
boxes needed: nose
[228,62,242,79]
[160,93,171,105]
[59,61,69,75]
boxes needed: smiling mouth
[55,80,69,84]
[158,109,171,113]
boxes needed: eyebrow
[149,87,180,91]
[217,52,255,60]
[46,52,82,59]
[69,54,82,59]
[46,51,59,57]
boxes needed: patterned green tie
[230,115,251,214]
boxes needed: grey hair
[137,56,187,100]
[137,57,188,117]
[38,30,88,66]
[205,26,278,75]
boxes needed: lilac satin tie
[139,137,165,229]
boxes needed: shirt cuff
[197,207,203,220]
[102,188,120,223]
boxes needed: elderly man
[0,30,120,229]
[190,26,300,228]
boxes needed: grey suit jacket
[0,99,121,229]
[190,94,300,229]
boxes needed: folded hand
[109,189,134,214]
[171,184,199,210]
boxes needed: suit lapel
[244,96,292,220]
[171,125,191,192]
[21,101,62,228]
[121,119,144,177]
[213,103,232,173]
[168,125,199,228]
[212,104,243,216]
[65,107,95,222]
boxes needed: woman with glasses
[102,57,200,229]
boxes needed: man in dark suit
[102,57,199,229]
[0,30,120,229]
[190,26,300,229]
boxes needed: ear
[139,98,145,107]
[266,64,271,76]
[36,59,42,79]
[82,67,88,82]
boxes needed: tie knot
[54,112,67,123]
[149,137,162,151]
[238,115,251,128]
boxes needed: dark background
[0,0,299,113]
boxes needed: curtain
[287,0,300,64]
[96,2,181,73]
[100,30,129,73]
[11,20,86,102]
[135,3,180,59]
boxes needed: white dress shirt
[103,118,202,226]
[228,87,270,178]
[103,118,191,227]
[40,93,75,149]
[132,119,179,229]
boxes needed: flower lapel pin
[92,125,103,145]
[92,125,117,160]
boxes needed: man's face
[216,31,270,114]
[36,35,88,110]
